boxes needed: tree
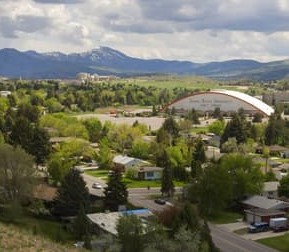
[83,118,102,143]
[252,112,263,123]
[197,163,232,216]
[117,214,144,252]
[96,139,113,170]
[48,152,74,184]
[221,137,239,153]
[9,118,51,166]
[129,139,151,159]
[73,204,91,242]
[191,137,206,178]
[104,170,128,211]
[162,116,179,137]
[0,144,36,202]
[172,203,199,233]
[221,113,247,145]
[29,126,51,166]
[208,119,225,136]
[160,150,175,197]
[220,153,264,203]
[53,169,90,216]
[278,175,289,198]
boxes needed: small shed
[244,208,285,224]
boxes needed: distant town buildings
[263,92,289,106]
[76,72,118,83]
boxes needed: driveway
[217,221,288,240]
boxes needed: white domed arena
[165,90,274,116]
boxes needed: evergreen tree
[160,150,175,197]
[53,169,90,216]
[117,215,144,252]
[221,113,247,145]
[104,170,128,211]
[191,137,206,178]
[29,126,51,166]
[73,204,91,240]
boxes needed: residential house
[113,155,147,172]
[137,167,162,180]
[242,195,289,211]
[244,208,286,223]
[87,209,153,236]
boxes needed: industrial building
[166,89,274,116]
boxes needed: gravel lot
[75,113,166,131]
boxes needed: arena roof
[167,89,274,116]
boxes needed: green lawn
[257,233,289,251]
[208,211,243,224]
[86,170,109,179]
[123,178,185,188]
[86,170,185,188]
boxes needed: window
[146,172,154,177]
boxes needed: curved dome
[166,89,274,116]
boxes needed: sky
[1,0,289,62]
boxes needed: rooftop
[242,195,289,210]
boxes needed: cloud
[1,0,289,62]
[33,0,86,4]
[0,15,52,38]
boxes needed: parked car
[248,222,269,233]
[154,198,166,205]
[92,182,102,189]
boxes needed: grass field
[0,203,75,244]
[257,233,289,251]
[208,211,243,224]
[0,222,78,252]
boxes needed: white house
[113,155,146,172]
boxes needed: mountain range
[1,46,289,80]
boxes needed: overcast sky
[1,0,289,62]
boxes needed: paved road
[209,224,277,252]
[82,173,106,197]
[82,173,180,211]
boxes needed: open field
[74,113,166,131]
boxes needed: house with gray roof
[113,155,148,172]
[242,195,289,211]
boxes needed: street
[209,224,277,252]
